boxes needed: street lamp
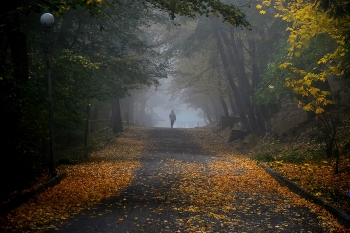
[41,13,57,178]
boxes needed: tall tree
[257,0,350,173]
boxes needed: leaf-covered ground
[235,117,350,215]
[243,104,350,215]
[264,155,350,214]
[0,128,148,232]
[0,126,349,232]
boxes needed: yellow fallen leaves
[0,127,148,232]
[90,128,148,161]
[208,160,282,194]
[180,128,349,232]
[1,127,349,232]
[171,158,347,232]
[267,159,350,214]
[0,161,139,232]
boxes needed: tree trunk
[225,31,260,132]
[228,94,238,116]
[91,103,101,121]
[56,11,75,50]
[248,38,266,133]
[139,95,147,126]
[128,95,135,124]
[84,101,90,146]
[223,27,267,134]
[217,75,229,118]
[214,29,251,132]
[111,98,123,133]
[220,96,229,118]
[226,28,251,93]
[202,104,214,124]
[7,20,29,82]
[209,95,221,122]
[0,33,7,77]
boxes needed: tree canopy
[0,0,253,194]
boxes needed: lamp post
[41,13,57,178]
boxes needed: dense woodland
[1,0,349,203]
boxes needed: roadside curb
[259,162,350,228]
[0,173,66,216]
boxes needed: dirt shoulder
[220,106,350,217]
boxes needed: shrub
[253,153,275,162]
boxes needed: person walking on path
[169,110,176,128]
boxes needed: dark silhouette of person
[169,110,176,128]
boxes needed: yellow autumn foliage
[258,0,349,114]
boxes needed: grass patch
[277,151,305,163]
[57,145,94,165]
[271,148,326,164]
[56,132,116,165]
[307,149,326,160]
[253,152,275,162]
[246,134,261,148]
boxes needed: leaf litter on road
[180,128,349,232]
[0,127,149,232]
[1,127,349,232]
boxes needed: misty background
[1,0,349,202]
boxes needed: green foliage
[254,34,337,108]
[0,74,48,194]
[57,132,116,164]
[253,57,290,106]
[147,0,250,27]
[0,0,255,204]
[252,153,275,162]
[315,0,350,18]
[278,146,326,163]
[253,147,327,164]
[246,134,261,148]
[277,151,305,163]
[0,0,171,196]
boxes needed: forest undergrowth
[0,128,148,232]
[0,125,349,232]
[227,106,350,216]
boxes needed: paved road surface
[50,128,325,232]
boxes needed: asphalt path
[50,128,325,232]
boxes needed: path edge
[0,173,66,216]
[258,162,350,228]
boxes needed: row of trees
[1,0,349,195]
[165,1,283,133]
[0,0,250,196]
[164,0,349,173]
[258,0,349,174]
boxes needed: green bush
[247,134,261,148]
[277,151,305,163]
[253,153,275,162]
[56,132,116,165]
[308,149,326,160]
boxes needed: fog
[153,105,206,128]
